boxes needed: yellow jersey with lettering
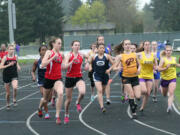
[89,50,95,57]
[161,57,176,80]
[139,52,154,79]
[121,53,138,77]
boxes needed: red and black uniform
[3,55,18,83]
[65,52,83,88]
[43,50,63,89]
[0,51,8,62]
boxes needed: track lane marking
[172,103,180,115]
[127,106,176,135]
[79,95,108,135]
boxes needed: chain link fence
[17,32,180,55]
[63,32,180,51]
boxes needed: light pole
[8,0,16,43]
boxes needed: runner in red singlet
[0,43,8,62]
[37,37,64,125]
[63,40,89,124]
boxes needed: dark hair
[71,40,80,46]
[136,40,150,52]
[131,43,138,48]
[90,42,97,49]
[114,42,124,55]
[39,45,47,52]
[113,39,130,55]
[96,35,104,42]
[97,43,105,48]
[49,37,60,50]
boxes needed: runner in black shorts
[63,40,89,124]
[0,44,21,109]
[37,37,64,124]
[114,39,141,119]
[122,76,139,87]
[89,43,114,113]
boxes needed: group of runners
[0,35,179,124]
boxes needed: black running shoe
[106,99,111,105]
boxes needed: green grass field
[18,59,34,65]
[175,68,180,102]
[173,53,180,104]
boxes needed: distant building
[63,23,116,36]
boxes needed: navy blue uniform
[154,51,160,80]
[93,54,109,85]
[37,59,46,86]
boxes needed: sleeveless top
[139,52,154,79]
[121,53,138,77]
[45,50,63,80]
[66,52,83,78]
[161,57,176,80]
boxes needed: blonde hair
[160,45,172,57]
[7,43,15,49]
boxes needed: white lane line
[127,106,176,135]
[172,103,180,115]
[0,82,35,96]
[0,90,39,110]
[79,95,107,135]
[26,111,39,135]
[26,74,89,135]
[26,93,66,135]
[18,82,36,89]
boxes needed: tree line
[0,0,64,44]
[0,0,180,44]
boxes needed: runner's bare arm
[83,53,90,71]
[136,58,141,75]
[175,57,180,67]
[41,50,56,68]
[105,54,115,74]
[63,53,74,69]
[17,62,21,71]
[113,55,121,71]
[60,52,66,70]
[158,58,170,72]
[0,56,14,69]
[153,54,158,70]
[88,55,94,72]
[107,54,114,65]
[31,60,38,82]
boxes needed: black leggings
[88,71,95,87]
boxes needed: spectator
[15,43,20,56]
[0,43,8,62]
